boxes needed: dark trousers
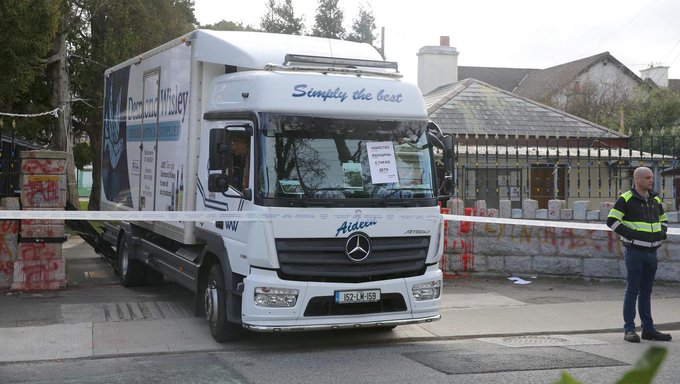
[623,246,658,333]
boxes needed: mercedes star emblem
[345,232,371,262]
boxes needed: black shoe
[624,331,640,343]
[641,330,672,341]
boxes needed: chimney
[640,65,669,87]
[417,36,459,95]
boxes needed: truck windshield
[258,113,436,205]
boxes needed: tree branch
[40,54,62,65]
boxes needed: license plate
[335,289,381,304]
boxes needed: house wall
[553,61,640,108]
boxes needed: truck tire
[118,234,146,287]
[205,264,242,342]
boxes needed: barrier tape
[0,210,677,235]
[0,210,439,222]
[442,214,680,236]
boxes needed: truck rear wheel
[118,234,146,287]
[205,264,242,342]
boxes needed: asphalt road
[0,331,677,384]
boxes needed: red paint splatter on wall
[21,159,66,175]
[18,243,61,261]
[0,220,19,234]
[11,259,65,290]
[20,175,66,208]
[0,260,14,275]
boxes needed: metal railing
[452,132,680,210]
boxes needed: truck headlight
[254,287,299,307]
[412,280,441,301]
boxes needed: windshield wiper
[377,187,431,199]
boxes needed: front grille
[304,293,407,317]
[276,236,430,283]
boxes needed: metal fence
[0,129,44,199]
[452,132,680,211]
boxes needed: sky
[193,0,680,84]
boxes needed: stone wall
[443,198,680,282]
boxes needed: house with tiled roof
[458,53,680,100]
[457,66,536,93]
[423,78,658,209]
[417,39,677,210]
[512,52,645,107]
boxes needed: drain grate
[481,335,607,348]
[84,271,110,279]
[404,347,627,375]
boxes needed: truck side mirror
[440,134,456,195]
[208,128,233,192]
[208,129,231,171]
[208,173,230,192]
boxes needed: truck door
[138,68,160,210]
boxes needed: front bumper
[243,314,440,332]
[241,265,442,332]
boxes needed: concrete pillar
[573,201,590,220]
[499,200,512,218]
[447,198,465,215]
[474,200,487,217]
[522,199,538,219]
[548,200,563,220]
[12,151,67,291]
[600,202,614,221]
[561,209,574,220]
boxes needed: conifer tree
[311,0,345,39]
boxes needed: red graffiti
[536,227,613,253]
[0,260,13,275]
[21,179,62,207]
[0,220,19,234]
[21,159,66,175]
[18,243,60,261]
[456,208,476,272]
[20,261,60,283]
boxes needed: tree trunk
[49,12,79,209]
[88,126,101,211]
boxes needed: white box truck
[100,30,454,342]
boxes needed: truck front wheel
[118,234,146,287]
[205,264,242,342]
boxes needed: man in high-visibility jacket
[607,166,671,343]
